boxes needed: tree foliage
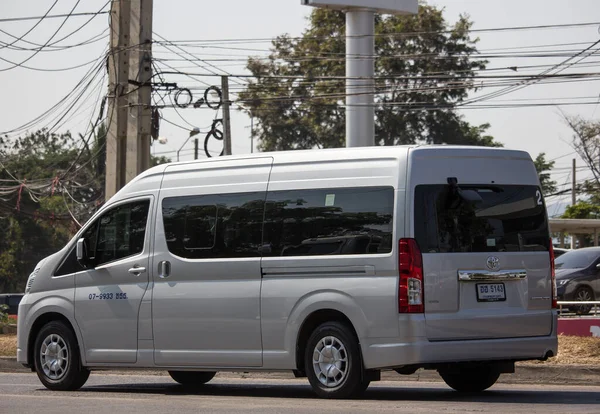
[533,153,557,196]
[562,201,600,220]
[0,127,170,292]
[239,5,502,151]
[564,115,600,187]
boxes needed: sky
[0,0,599,215]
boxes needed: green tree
[533,153,557,196]
[0,127,171,292]
[239,5,502,151]
[0,130,88,292]
[562,201,600,219]
[562,201,600,248]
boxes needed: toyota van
[17,145,558,398]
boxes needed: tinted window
[555,249,600,269]
[415,185,549,253]
[95,201,149,266]
[263,187,394,257]
[162,192,265,259]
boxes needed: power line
[0,1,110,52]
[458,39,600,107]
[0,28,109,53]
[0,0,83,72]
[154,21,600,45]
[0,11,109,24]
[0,0,58,51]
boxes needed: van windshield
[414,185,549,253]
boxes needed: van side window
[54,200,149,274]
[263,187,394,257]
[94,201,150,266]
[162,192,265,259]
[414,185,549,253]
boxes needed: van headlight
[558,279,570,286]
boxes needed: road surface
[0,372,599,413]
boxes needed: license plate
[476,283,506,302]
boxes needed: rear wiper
[447,177,483,203]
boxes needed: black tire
[33,321,90,391]
[168,371,217,386]
[304,321,369,399]
[439,366,500,392]
[572,287,594,315]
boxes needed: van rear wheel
[439,366,500,392]
[168,371,216,385]
[33,321,90,391]
[304,321,369,399]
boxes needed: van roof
[130,145,531,188]
[114,145,533,202]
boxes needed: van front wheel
[305,322,369,399]
[168,371,216,385]
[33,321,90,391]
[438,366,500,392]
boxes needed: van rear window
[414,185,549,253]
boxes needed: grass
[0,334,16,357]
[1,334,599,365]
[523,335,600,365]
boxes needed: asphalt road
[1,372,600,413]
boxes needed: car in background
[555,247,600,315]
[553,247,571,258]
[0,293,24,316]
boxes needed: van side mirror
[76,238,94,268]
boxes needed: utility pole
[105,0,131,200]
[105,0,153,201]
[194,137,199,160]
[572,158,576,249]
[221,76,232,156]
[126,0,153,182]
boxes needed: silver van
[17,145,557,398]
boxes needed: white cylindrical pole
[346,9,375,148]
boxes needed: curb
[2,357,599,385]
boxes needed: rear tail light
[398,238,424,313]
[549,240,557,309]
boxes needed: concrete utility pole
[572,158,576,249]
[105,0,153,200]
[221,76,232,156]
[302,0,417,148]
[126,0,153,182]
[105,0,130,200]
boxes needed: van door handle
[158,261,171,279]
[128,265,146,276]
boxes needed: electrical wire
[0,11,109,23]
[0,0,83,72]
[154,21,600,45]
[0,0,59,51]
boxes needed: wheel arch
[294,308,362,375]
[26,309,85,368]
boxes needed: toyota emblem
[486,256,500,271]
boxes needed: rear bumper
[362,312,558,370]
